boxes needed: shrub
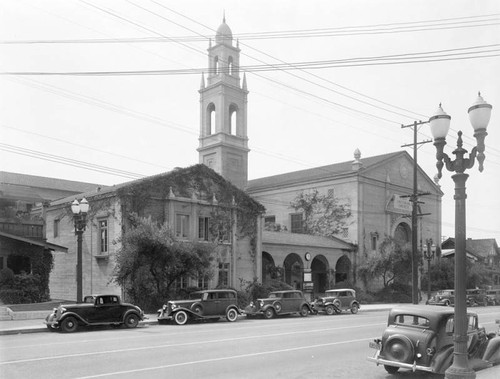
[374,283,412,303]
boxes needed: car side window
[446,317,454,334]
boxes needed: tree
[113,215,215,311]
[290,189,351,238]
[358,237,414,288]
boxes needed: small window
[327,188,334,198]
[99,220,108,253]
[198,273,209,289]
[371,235,377,250]
[218,262,229,287]
[264,216,276,224]
[176,214,190,239]
[53,219,60,238]
[290,213,303,234]
[199,217,210,241]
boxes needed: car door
[202,292,218,316]
[216,291,231,315]
[88,296,120,323]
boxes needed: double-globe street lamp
[71,198,90,303]
[429,93,492,379]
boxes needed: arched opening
[214,56,219,75]
[394,222,411,248]
[262,252,276,284]
[311,255,329,295]
[228,56,234,75]
[284,253,303,290]
[229,104,238,135]
[206,103,215,135]
[335,255,351,284]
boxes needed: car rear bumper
[367,350,434,373]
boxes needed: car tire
[444,300,450,306]
[226,308,238,322]
[264,308,275,319]
[61,316,78,333]
[174,311,188,325]
[384,365,399,374]
[124,313,139,328]
[351,304,359,314]
[299,305,309,317]
[325,305,335,315]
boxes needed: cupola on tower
[197,17,249,189]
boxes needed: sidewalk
[1,304,500,378]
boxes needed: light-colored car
[312,288,360,315]
[367,305,500,375]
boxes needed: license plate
[369,341,381,349]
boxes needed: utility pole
[401,121,431,304]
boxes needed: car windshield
[189,293,203,300]
[268,293,279,298]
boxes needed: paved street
[1,307,500,379]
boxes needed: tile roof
[0,171,102,193]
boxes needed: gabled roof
[0,172,102,195]
[246,151,423,192]
[263,231,354,250]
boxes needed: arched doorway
[311,255,329,294]
[284,253,303,289]
[262,251,276,284]
[394,222,411,248]
[335,255,351,284]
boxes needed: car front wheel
[61,316,78,333]
[325,305,335,315]
[264,308,275,319]
[174,311,188,325]
[124,313,139,328]
[226,308,238,322]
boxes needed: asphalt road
[1,308,500,379]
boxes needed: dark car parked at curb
[311,288,360,315]
[244,290,313,319]
[157,289,240,325]
[45,294,145,333]
[367,305,500,375]
[467,288,488,307]
[426,289,454,306]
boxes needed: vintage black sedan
[157,289,240,325]
[244,290,312,319]
[367,305,500,375]
[45,294,145,333]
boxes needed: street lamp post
[424,239,435,302]
[429,93,492,379]
[71,198,90,303]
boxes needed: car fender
[301,302,314,312]
[323,301,341,312]
[225,305,241,315]
[261,304,276,313]
[483,336,500,364]
[58,311,89,326]
[431,345,454,373]
[190,302,204,313]
[172,307,202,319]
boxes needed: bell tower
[197,17,249,189]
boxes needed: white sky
[1,0,499,243]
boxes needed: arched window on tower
[207,103,216,135]
[229,104,238,135]
[214,56,219,75]
[228,56,234,75]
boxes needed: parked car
[466,288,488,306]
[426,289,454,306]
[486,289,500,305]
[312,288,360,315]
[45,294,145,333]
[244,290,312,319]
[367,305,500,375]
[157,289,240,325]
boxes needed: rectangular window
[341,227,349,238]
[290,213,303,234]
[327,188,335,198]
[198,273,209,289]
[99,220,108,254]
[0,256,4,270]
[176,214,190,239]
[218,262,229,287]
[264,215,276,224]
[174,276,188,289]
[371,235,377,250]
[198,217,210,241]
[53,219,60,238]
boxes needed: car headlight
[249,302,254,307]
[171,303,178,310]
[259,300,264,307]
